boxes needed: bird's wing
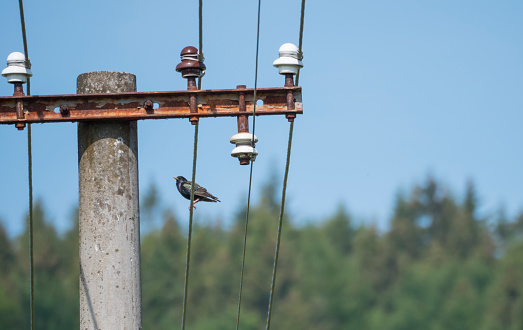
[181,181,193,194]
[183,181,220,202]
[194,183,207,193]
[182,181,207,195]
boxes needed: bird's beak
[173,176,178,180]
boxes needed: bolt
[15,122,26,130]
[189,116,199,125]
[13,82,24,96]
[237,85,249,133]
[239,157,250,165]
[60,105,70,115]
[285,73,294,87]
[144,100,153,111]
[187,77,197,91]
[286,88,295,122]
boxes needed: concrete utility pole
[77,72,142,329]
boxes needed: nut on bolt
[144,100,154,111]
[59,105,70,115]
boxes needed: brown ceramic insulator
[176,46,206,78]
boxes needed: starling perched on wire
[173,176,221,210]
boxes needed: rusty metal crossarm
[0,86,302,127]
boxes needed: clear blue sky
[1,1,522,236]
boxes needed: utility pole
[77,72,141,329]
[0,45,302,328]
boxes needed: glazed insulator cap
[176,46,206,77]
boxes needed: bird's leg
[188,198,200,210]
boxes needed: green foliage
[0,177,522,329]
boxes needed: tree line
[0,177,522,329]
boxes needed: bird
[173,176,221,210]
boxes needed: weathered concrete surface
[78,72,142,329]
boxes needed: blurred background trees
[0,177,522,329]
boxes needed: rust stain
[0,87,303,127]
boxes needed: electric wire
[181,1,204,328]
[198,0,203,90]
[266,1,305,328]
[181,122,199,330]
[18,1,34,329]
[235,154,254,330]
[251,0,262,141]
[265,121,294,330]
[295,0,306,86]
[235,0,262,328]
[27,124,34,330]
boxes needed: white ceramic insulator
[231,145,258,160]
[230,132,258,145]
[2,52,32,83]
[230,132,258,160]
[273,43,303,75]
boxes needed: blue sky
[1,1,522,236]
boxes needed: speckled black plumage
[173,176,220,205]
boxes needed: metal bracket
[0,86,302,129]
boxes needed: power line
[236,0,262,328]
[265,121,294,329]
[18,0,30,95]
[251,0,262,140]
[181,1,204,329]
[181,122,199,330]
[198,0,203,90]
[17,1,34,329]
[266,1,306,328]
[296,0,306,86]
